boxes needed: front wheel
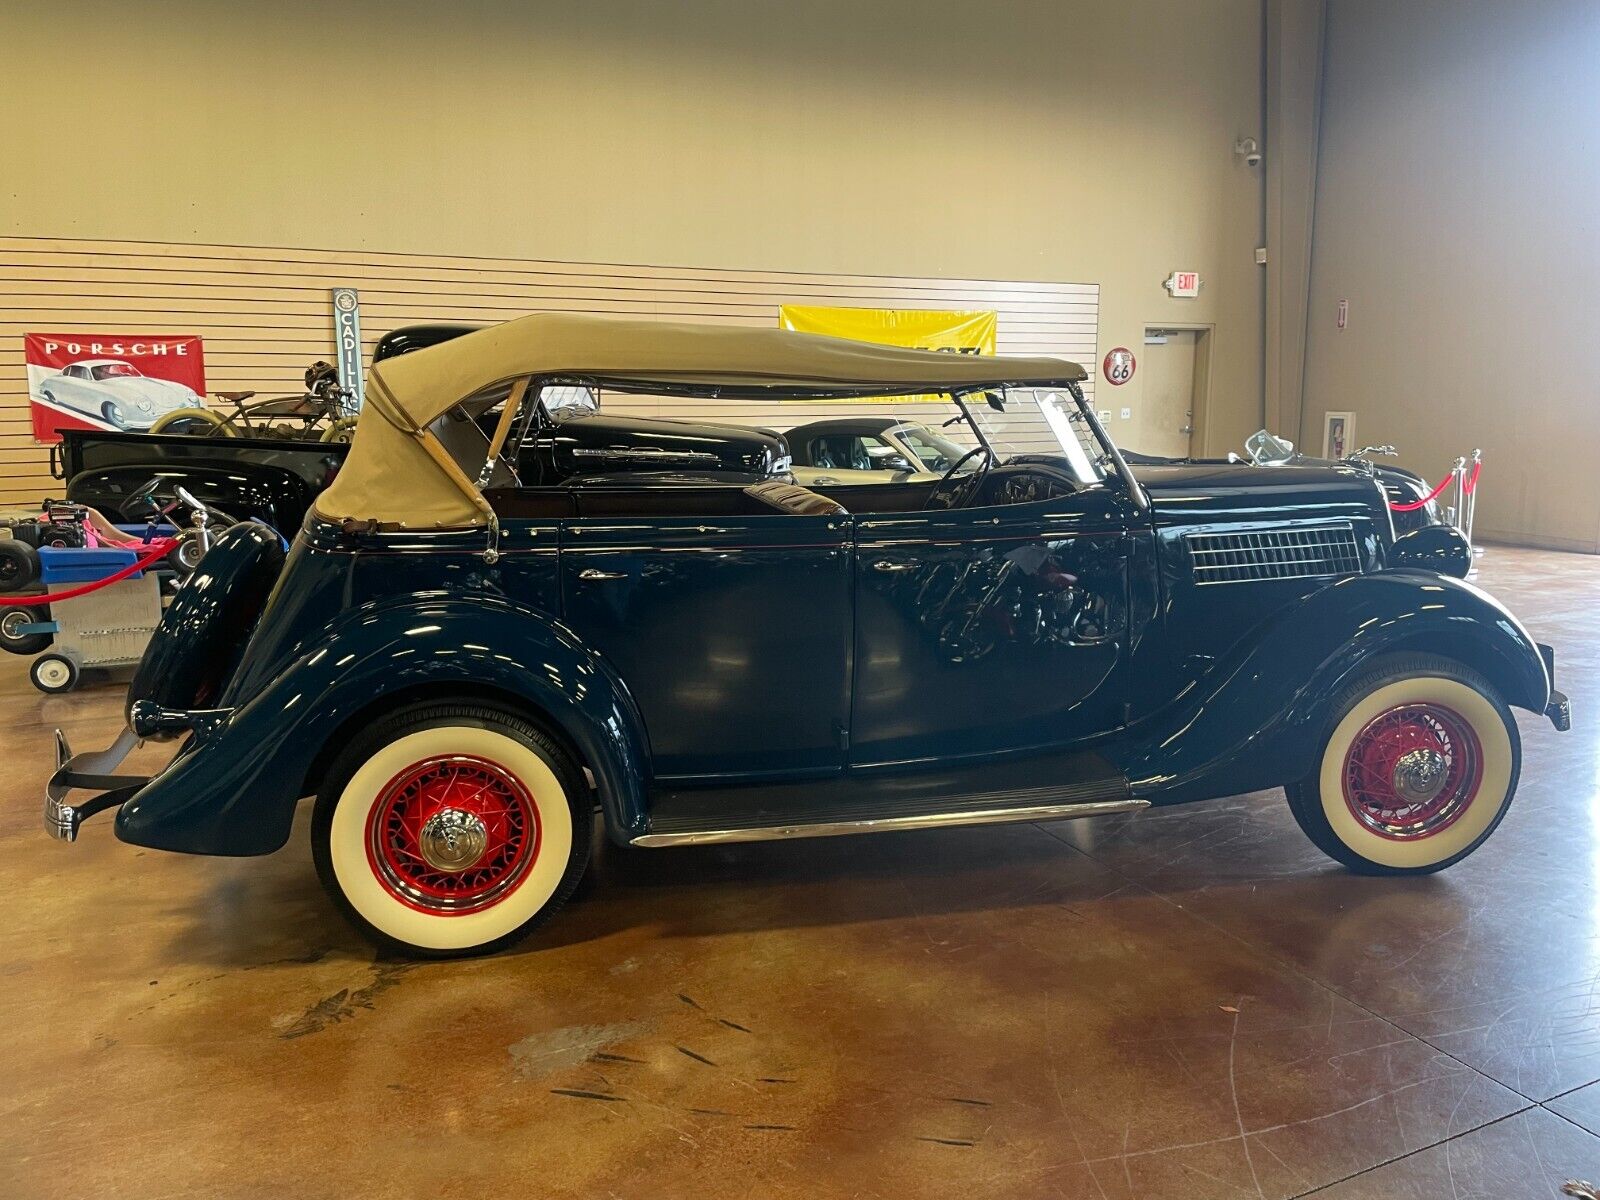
[1286,653,1519,874]
[31,652,80,694]
[312,704,591,957]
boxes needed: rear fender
[116,595,650,855]
[1117,571,1550,805]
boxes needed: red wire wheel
[365,755,540,914]
[1341,703,1483,840]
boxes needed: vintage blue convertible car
[45,315,1570,956]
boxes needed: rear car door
[561,510,852,781]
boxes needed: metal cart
[0,530,174,694]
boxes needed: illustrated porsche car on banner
[24,333,208,439]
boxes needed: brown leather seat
[744,480,848,517]
[214,390,256,401]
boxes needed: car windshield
[91,363,141,380]
[969,387,1110,486]
[885,423,966,472]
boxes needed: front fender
[1116,571,1550,805]
[116,594,651,855]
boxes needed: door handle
[578,568,627,581]
[873,560,915,573]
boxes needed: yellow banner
[778,306,997,356]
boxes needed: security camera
[1235,137,1262,168]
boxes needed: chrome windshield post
[1067,381,1149,511]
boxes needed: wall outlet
[1098,409,1112,422]
[1120,407,1132,420]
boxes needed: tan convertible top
[315,312,1087,530]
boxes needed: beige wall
[1302,0,1600,551]
[1,0,1265,456]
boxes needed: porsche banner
[25,333,207,442]
[778,306,997,357]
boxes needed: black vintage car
[46,314,1569,958]
[56,323,788,530]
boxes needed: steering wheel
[924,445,995,510]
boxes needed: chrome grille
[1188,524,1362,585]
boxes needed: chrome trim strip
[630,798,1149,847]
[571,447,722,465]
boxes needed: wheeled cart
[0,534,174,693]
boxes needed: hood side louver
[1187,524,1361,585]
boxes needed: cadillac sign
[331,287,364,408]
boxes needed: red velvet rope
[1389,473,1456,512]
[3,538,177,608]
[1463,460,1482,495]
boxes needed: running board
[633,750,1144,847]
[631,798,1148,847]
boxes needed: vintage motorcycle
[148,361,359,443]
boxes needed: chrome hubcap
[417,808,489,872]
[1391,747,1449,804]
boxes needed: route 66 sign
[1103,347,1136,386]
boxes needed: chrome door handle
[873,560,915,573]
[578,568,627,581]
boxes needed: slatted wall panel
[0,237,1098,505]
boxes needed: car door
[850,486,1138,766]
[561,508,852,781]
[56,365,92,412]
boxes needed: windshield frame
[1063,380,1149,510]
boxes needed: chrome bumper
[44,727,148,842]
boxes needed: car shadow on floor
[151,803,1467,975]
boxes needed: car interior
[443,382,1094,522]
[483,463,1084,520]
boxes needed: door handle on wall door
[578,568,627,581]
[873,561,915,573]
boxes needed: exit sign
[1164,271,1202,298]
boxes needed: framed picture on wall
[1322,411,1355,460]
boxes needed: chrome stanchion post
[1463,449,1481,547]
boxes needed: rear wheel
[312,704,591,957]
[1286,654,1519,874]
[0,605,51,655]
[149,408,236,437]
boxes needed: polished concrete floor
[2,544,1596,1198]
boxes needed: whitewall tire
[1286,654,1520,874]
[313,704,591,956]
